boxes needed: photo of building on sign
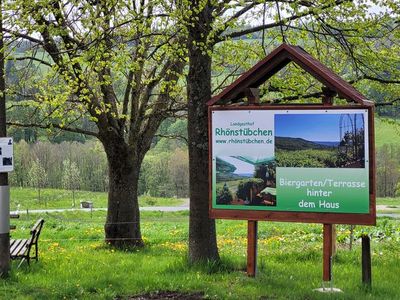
[275,113,365,169]
[215,155,276,207]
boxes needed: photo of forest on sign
[275,113,366,168]
[215,156,276,207]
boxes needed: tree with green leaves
[61,159,81,208]
[182,0,399,262]
[27,158,48,205]
[4,1,185,247]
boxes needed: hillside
[275,136,333,151]
[275,118,399,150]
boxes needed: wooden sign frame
[209,104,376,226]
[206,44,376,280]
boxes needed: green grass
[4,211,400,299]
[376,197,400,206]
[375,118,400,147]
[376,198,400,214]
[10,187,186,211]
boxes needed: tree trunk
[187,2,219,263]
[103,139,144,248]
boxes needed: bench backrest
[28,219,45,245]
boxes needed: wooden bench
[10,219,45,268]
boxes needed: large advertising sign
[210,107,375,224]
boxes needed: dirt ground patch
[121,291,204,300]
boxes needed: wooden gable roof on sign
[207,44,372,106]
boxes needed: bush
[216,184,233,204]
[236,178,264,201]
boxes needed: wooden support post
[245,88,260,105]
[321,88,338,258]
[321,87,337,106]
[244,89,259,278]
[323,224,333,282]
[331,224,337,256]
[349,225,355,250]
[247,220,258,277]
[361,234,372,288]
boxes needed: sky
[275,113,358,142]
[220,156,254,175]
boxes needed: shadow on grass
[164,255,245,276]
[119,290,205,300]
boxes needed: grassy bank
[9,187,185,211]
[4,211,400,299]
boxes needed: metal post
[0,0,10,276]
[0,186,10,276]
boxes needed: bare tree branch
[375,98,400,107]
[155,133,188,145]
[217,0,349,42]
[3,29,44,45]
[11,56,53,67]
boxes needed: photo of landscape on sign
[215,155,276,206]
[212,109,370,213]
[275,113,365,169]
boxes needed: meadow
[2,117,399,299]
[9,187,185,211]
[4,210,400,299]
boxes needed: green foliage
[375,118,400,147]
[61,160,81,192]
[254,162,276,183]
[376,144,400,197]
[9,138,190,198]
[276,149,337,168]
[153,119,188,152]
[27,158,48,203]
[140,152,172,197]
[61,159,82,207]
[139,147,189,198]
[10,141,109,192]
[216,183,233,205]
[236,178,264,201]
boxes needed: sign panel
[0,138,13,172]
[211,108,370,215]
